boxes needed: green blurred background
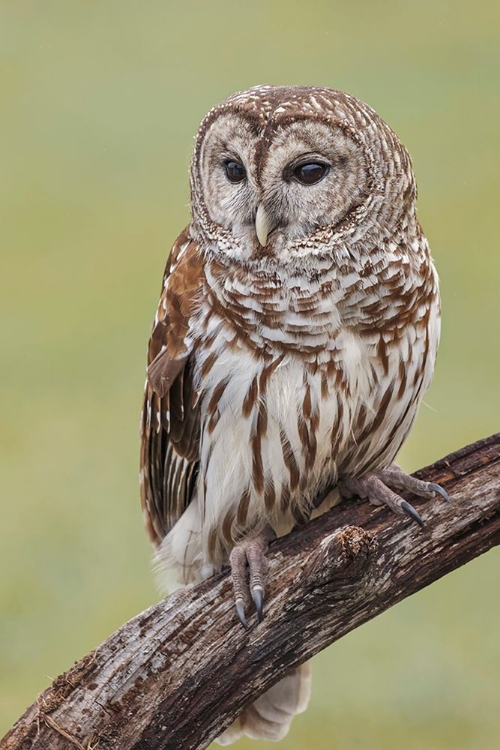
[1,1,499,747]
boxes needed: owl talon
[400,500,425,528]
[345,463,449,529]
[229,532,271,628]
[252,586,264,622]
[235,599,249,630]
[428,483,450,502]
[379,464,451,502]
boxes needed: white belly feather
[156,297,439,589]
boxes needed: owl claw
[378,465,451,503]
[252,586,264,622]
[235,599,249,630]
[344,463,450,529]
[428,482,450,502]
[229,532,271,629]
[400,500,425,528]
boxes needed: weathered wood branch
[2,434,500,750]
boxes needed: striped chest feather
[190,282,438,565]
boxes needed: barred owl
[140,86,447,744]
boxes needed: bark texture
[2,434,500,750]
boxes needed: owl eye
[293,162,329,185]
[224,160,247,183]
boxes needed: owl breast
[187,254,440,571]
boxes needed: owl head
[189,86,417,265]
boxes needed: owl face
[190,86,415,263]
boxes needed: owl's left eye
[292,161,329,185]
[224,161,247,183]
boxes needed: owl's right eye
[224,161,246,183]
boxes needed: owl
[140,85,448,744]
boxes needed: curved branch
[2,434,500,750]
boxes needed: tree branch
[2,434,500,750]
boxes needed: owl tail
[215,662,311,745]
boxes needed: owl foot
[344,463,450,528]
[229,530,274,629]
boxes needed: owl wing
[140,227,204,547]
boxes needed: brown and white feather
[140,85,440,742]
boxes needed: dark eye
[224,160,246,183]
[293,162,329,185]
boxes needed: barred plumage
[140,86,443,744]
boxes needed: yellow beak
[255,205,273,247]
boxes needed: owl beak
[255,205,274,247]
